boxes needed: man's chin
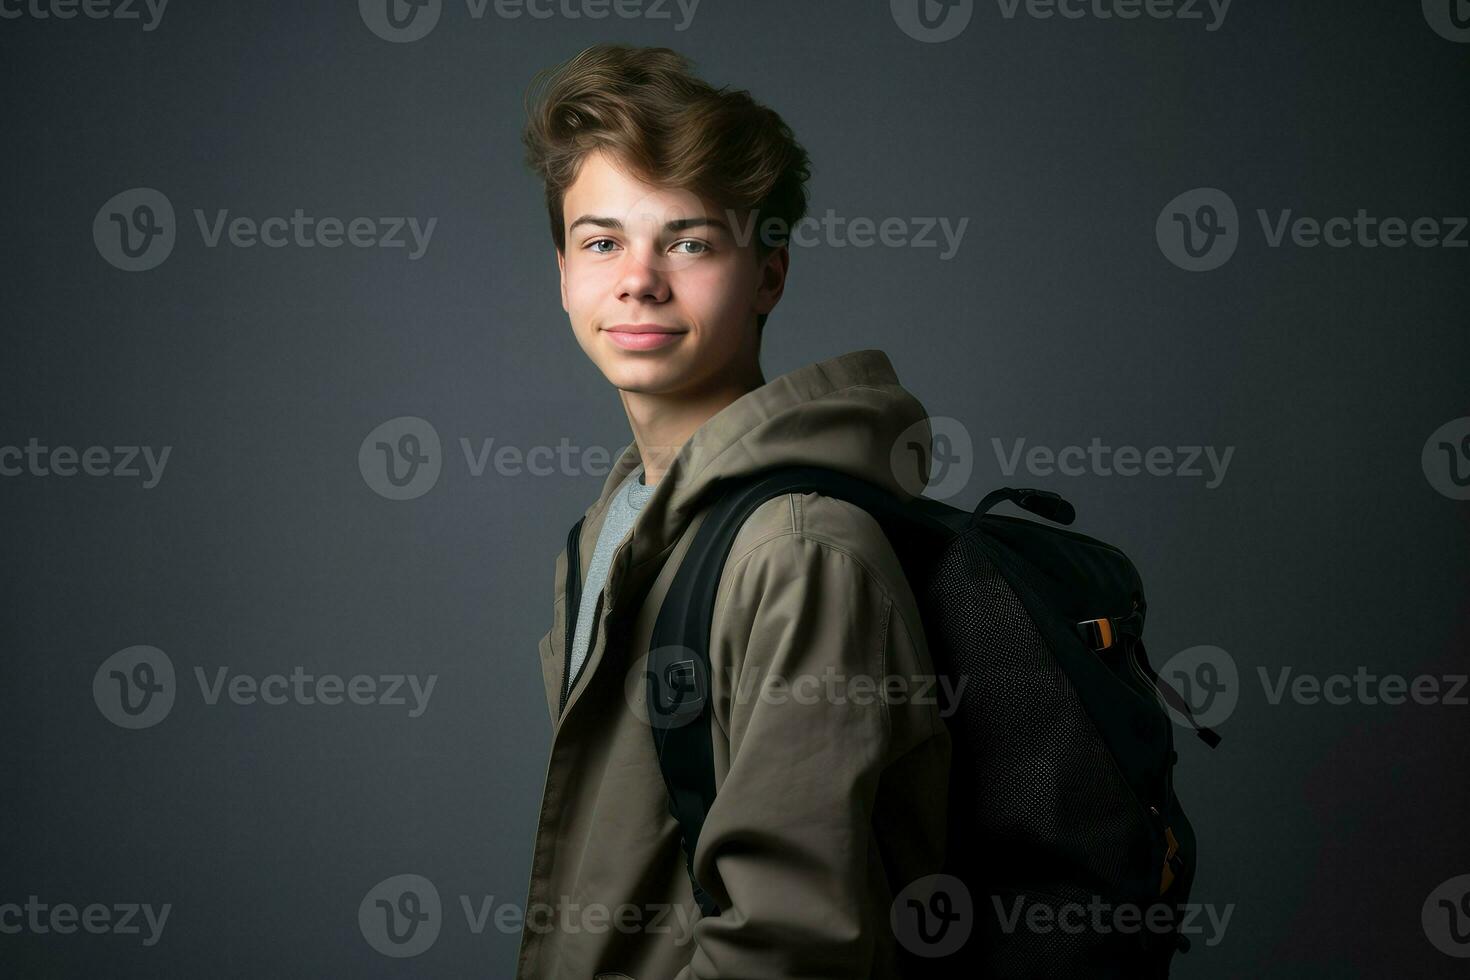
[598,357,692,397]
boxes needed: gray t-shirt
[566,465,655,696]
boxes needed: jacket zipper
[524,514,585,978]
[558,518,584,717]
[561,591,603,714]
[557,522,630,721]
[524,495,638,975]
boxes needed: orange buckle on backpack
[1079,617,1115,651]
[1159,825,1183,894]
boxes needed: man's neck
[620,368,765,487]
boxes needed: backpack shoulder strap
[647,465,946,918]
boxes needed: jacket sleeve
[670,527,945,979]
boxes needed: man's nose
[617,245,672,302]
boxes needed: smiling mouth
[603,323,684,333]
[601,325,686,351]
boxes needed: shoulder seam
[720,524,908,639]
[725,491,888,570]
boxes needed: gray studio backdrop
[2,1,1468,976]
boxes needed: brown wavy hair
[522,44,811,331]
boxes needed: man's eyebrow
[567,215,732,235]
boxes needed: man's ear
[754,245,789,316]
[557,248,568,313]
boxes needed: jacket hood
[588,348,933,579]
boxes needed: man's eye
[586,239,618,254]
[671,240,709,255]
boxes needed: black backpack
[636,465,1220,978]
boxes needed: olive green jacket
[517,349,951,979]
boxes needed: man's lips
[602,324,686,351]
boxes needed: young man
[517,44,951,979]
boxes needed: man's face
[557,149,786,398]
